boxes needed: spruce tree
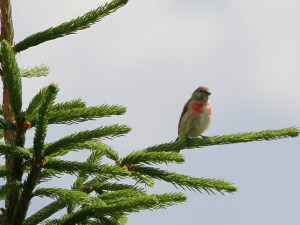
[0,1,299,224]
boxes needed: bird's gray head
[191,86,211,102]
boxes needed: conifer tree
[0,1,299,224]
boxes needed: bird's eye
[199,90,203,92]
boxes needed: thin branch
[20,65,50,78]
[13,0,128,52]
[33,84,58,160]
[1,40,22,121]
[0,144,31,159]
[43,125,131,157]
[23,200,65,225]
[60,193,186,224]
[46,104,126,125]
[133,166,237,194]
[44,159,129,178]
[142,127,300,153]
[121,152,185,165]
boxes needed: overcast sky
[2,0,300,224]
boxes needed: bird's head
[191,86,211,102]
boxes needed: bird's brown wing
[178,98,192,136]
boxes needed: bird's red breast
[188,102,211,115]
[207,103,212,115]
[191,102,204,114]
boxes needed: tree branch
[142,127,300,153]
[13,0,128,52]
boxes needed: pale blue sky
[1,0,300,224]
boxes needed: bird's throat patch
[189,102,211,115]
[191,102,204,114]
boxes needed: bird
[177,86,212,141]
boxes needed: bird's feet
[200,135,209,140]
[186,137,192,141]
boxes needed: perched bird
[177,86,212,141]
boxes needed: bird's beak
[206,91,211,96]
